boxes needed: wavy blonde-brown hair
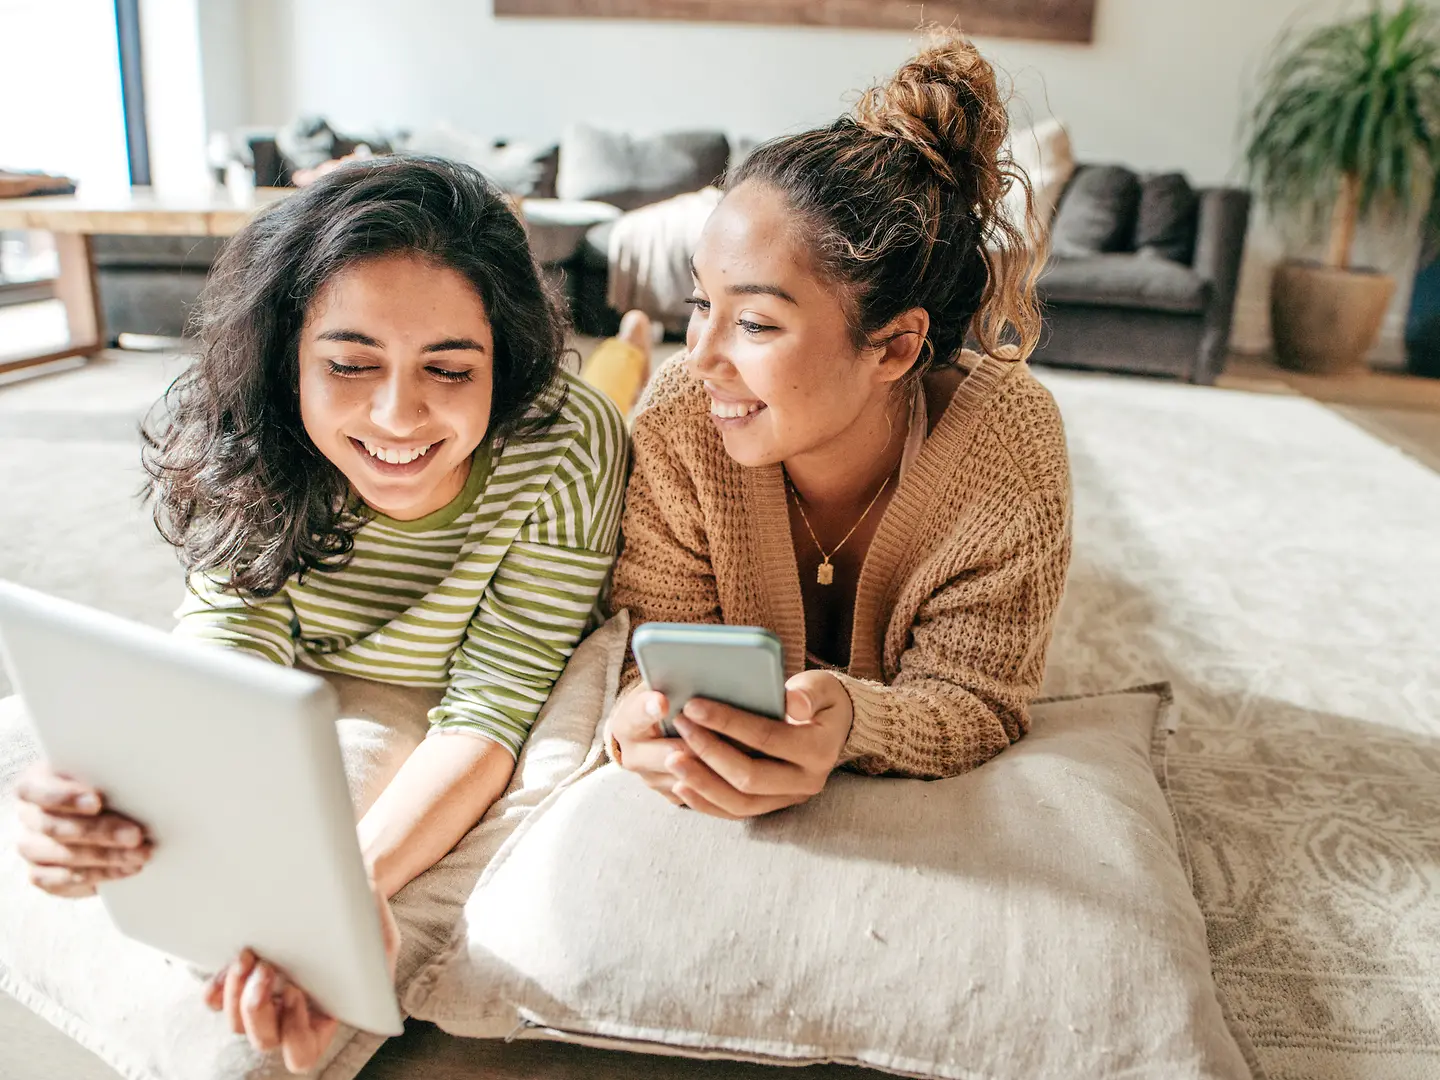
[729,28,1044,371]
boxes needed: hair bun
[729,26,1041,368]
[852,29,1009,198]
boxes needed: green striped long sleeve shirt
[173,373,629,757]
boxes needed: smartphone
[631,623,786,738]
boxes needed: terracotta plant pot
[1271,261,1396,374]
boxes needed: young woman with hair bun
[605,30,1073,817]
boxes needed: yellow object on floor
[580,338,648,416]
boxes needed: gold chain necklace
[787,472,893,586]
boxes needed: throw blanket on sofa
[606,187,722,329]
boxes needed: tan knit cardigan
[607,350,1072,778]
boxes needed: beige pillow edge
[400,609,628,1022]
[508,1014,958,1080]
[1041,681,1265,1080]
[1003,117,1074,235]
[0,962,162,1080]
[1034,679,1176,719]
[1144,683,1270,1080]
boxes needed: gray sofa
[93,129,733,343]
[1031,165,1251,385]
[93,235,226,340]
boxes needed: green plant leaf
[1243,0,1440,256]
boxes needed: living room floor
[1217,353,1440,471]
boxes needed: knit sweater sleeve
[607,402,722,693]
[833,485,1071,779]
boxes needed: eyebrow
[421,337,487,354]
[690,258,799,306]
[315,329,487,353]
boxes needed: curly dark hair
[729,28,1043,376]
[143,155,569,598]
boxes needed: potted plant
[1245,0,1440,374]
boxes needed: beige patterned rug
[1037,370,1440,1080]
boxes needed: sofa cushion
[473,141,559,200]
[1135,173,1199,264]
[1050,165,1142,257]
[398,127,559,199]
[97,267,210,339]
[0,612,629,1080]
[1041,252,1210,314]
[404,686,1253,1080]
[557,126,729,212]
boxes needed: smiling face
[297,252,495,520]
[686,182,916,471]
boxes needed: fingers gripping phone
[631,623,786,738]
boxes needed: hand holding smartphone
[631,623,786,738]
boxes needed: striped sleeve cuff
[425,709,528,759]
[424,720,516,756]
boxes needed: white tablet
[0,580,403,1037]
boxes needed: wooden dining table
[0,186,291,376]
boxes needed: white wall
[199,0,1423,363]
[219,0,1303,180]
[196,0,250,141]
[139,0,212,196]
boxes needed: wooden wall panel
[494,0,1096,42]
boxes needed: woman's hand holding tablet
[14,763,151,896]
[203,878,400,1075]
[16,752,398,1075]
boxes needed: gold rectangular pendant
[817,561,835,585]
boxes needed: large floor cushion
[0,612,628,1080]
[1040,252,1210,314]
[404,686,1254,1080]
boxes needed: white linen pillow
[0,611,628,1080]
[1004,118,1076,237]
[404,685,1254,1080]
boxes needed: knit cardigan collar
[744,353,1016,683]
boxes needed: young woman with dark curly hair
[12,156,628,1070]
[605,31,1073,818]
